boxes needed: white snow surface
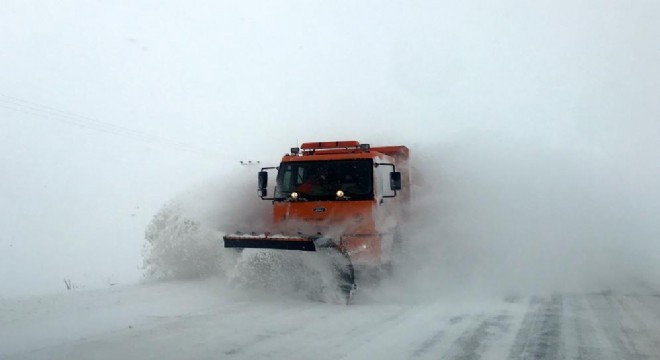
[2,277,660,360]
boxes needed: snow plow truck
[223,141,410,303]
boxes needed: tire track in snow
[4,300,327,360]
[412,315,466,358]
[588,293,660,360]
[218,304,374,357]
[560,294,605,360]
[333,303,499,360]
[7,284,660,360]
[508,295,563,360]
[238,304,416,360]
[615,295,660,358]
[439,313,512,360]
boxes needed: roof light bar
[301,141,360,150]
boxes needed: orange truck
[223,141,410,303]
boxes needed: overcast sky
[1,0,659,297]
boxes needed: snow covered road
[3,279,660,360]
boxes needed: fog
[397,132,660,299]
[1,0,658,298]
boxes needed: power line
[0,93,222,158]
[0,94,219,156]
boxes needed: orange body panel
[272,200,380,263]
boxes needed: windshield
[275,159,373,200]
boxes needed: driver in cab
[297,170,330,195]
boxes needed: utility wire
[0,94,222,158]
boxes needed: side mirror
[258,171,268,197]
[390,172,402,191]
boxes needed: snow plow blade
[223,233,340,251]
[223,233,356,304]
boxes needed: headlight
[336,190,345,198]
[291,192,299,199]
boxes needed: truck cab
[258,141,410,268]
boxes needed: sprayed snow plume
[142,200,225,280]
[142,168,271,281]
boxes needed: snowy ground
[3,276,660,360]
